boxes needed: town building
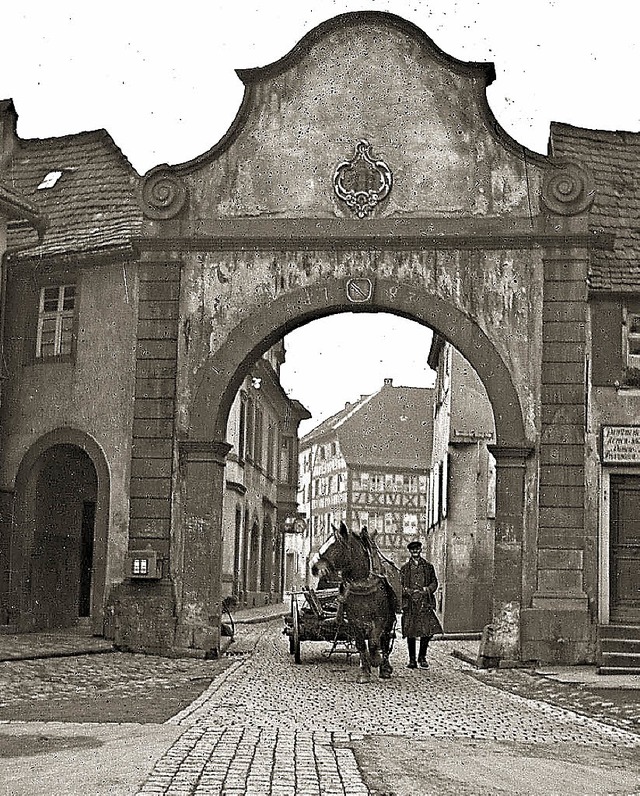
[0,101,45,627]
[426,334,496,633]
[294,378,434,588]
[222,341,310,608]
[0,101,306,647]
[550,124,640,670]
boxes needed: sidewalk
[0,603,290,662]
[452,638,640,690]
[0,626,114,661]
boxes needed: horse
[311,522,399,683]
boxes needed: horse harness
[337,573,398,653]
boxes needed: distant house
[293,378,434,590]
[223,341,310,607]
[427,335,496,633]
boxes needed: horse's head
[311,522,370,582]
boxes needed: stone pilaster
[173,439,231,657]
[521,159,594,664]
[478,446,531,666]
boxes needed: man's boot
[407,638,417,668]
[417,636,430,668]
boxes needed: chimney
[0,100,18,172]
[345,402,351,409]
[383,378,393,387]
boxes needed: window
[432,462,440,523]
[254,408,264,465]
[266,424,276,478]
[245,397,254,460]
[625,308,640,368]
[238,393,247,461]
[403,474,418,493]
[280,436,295,485]
[370,474,384,492]
[36,284,75,359]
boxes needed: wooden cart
[283,587,358,663]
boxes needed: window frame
[26,277,79,365]
[624,305,640,371]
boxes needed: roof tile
[5,129,142,261]
[550,122,640,292]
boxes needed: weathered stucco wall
[176,246,542,446]
[181,18,542,222]
[0,262,139,596]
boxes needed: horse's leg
[368,633,382,669]
[355,634,371,683]
[378,602,396,679]
[378,629,393,679]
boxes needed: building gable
[163,11,543,223]
[336,382,434,471]
[6,125,141,262]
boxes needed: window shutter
[591,299,624,386]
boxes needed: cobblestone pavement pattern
[136,621,640,796]
[0,651,233,723]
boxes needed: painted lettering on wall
[602,425,640,464]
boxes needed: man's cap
[407,541,422,551]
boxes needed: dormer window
[37,171,63,190]
[36,284,76,359]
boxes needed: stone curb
[0,646,116,663]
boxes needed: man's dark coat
[400,556,444,638]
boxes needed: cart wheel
[292,600,301,664]
[288,594,296,654]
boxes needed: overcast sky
[2,1,637,434]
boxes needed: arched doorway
[247,520,260,603]
[10,429,110,633]
[260,515,274,594]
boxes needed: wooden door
[610,475,640,623]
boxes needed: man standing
[400,540,443,669]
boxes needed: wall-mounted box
[127,550,160,580]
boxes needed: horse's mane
[360,526,401,575]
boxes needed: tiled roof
[300,395,373,445]
[550,123,640,292]
[5,129,142,261]
[0,180,42,229]
[302,383,433,471]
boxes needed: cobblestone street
[2,618,640,795]
[140,621,640,795]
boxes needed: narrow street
[137,621,640,796]
[2,617,640,795]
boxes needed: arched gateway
[116,12,602,662]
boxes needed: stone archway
[126,10,599,661]
[10,428,110,633]
[178,274,533,659]
[192,278,528,448]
